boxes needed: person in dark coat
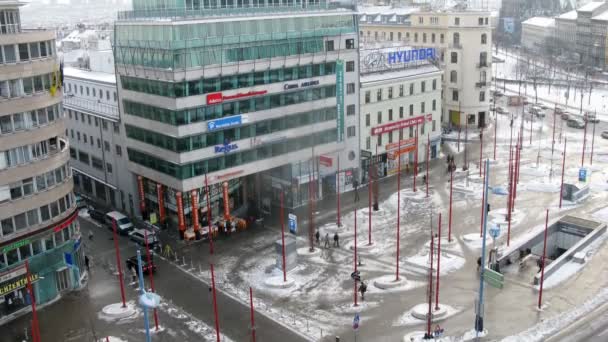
[85,255,90,270]
[352,179,359,202]
[359,282,367,301]
[333,232,340,247]
[315,230,320,244]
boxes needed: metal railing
[476,81,488,88]
[63,95,119,119]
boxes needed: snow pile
[593,206,608,223]
[98,301,138,322]
[395,303,460,326]
[97,337,127,342]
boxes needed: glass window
[14,213,27,230]
[4,44,16,62]
[40,205,50,221]
[18,43,29,61]
[1,218,14,235]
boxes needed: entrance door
[450,110,460,127]
[478,111,486,128]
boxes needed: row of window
[128,128,338,180]
[0,72,57,99]
[120,61,343,98]
[2,137,61,169]
[9,164,70,201]
[0,9,20,35]
[0,40,54,65]
[123,84,339,125]
[126,107,338,153]
[65,83,117,102]
[362,30,488,47]
[0,103,61,135]
[1,222,78,269]
[0,193,73,238]
[69,148,114,174]
[364,79,438,104]
[67,109,119,133]
[67,127,123,157]
[364,101,437,127]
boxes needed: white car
[496,106,508,115]
[129,228,159,246]
[601,130,608,139]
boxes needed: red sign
[206,90,268,105]
[215,170,243,181]
[191,190,199,232]
[319,155,333,167]
[371,114,432,136]
[53,211,78,233]
[175,192,185,232]
[137,176,145,213]
[385,138,416,151]
[222,182,230,220]
[156,184,165,224]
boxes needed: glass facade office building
[115,0,360,231]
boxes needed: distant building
[521,17,555,52]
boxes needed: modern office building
[114,0,360,235]
[359,44,442,180]
[0,0,84,323]
[359,6,493,128]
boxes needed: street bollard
[174,253,178,263]
[199,263,202,275]
[190,257,194,270]
[182,256,186,266]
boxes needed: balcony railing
[476,81,488,88]
[63,95,119,120]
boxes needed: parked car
[585,112,600,123]
[567,118,585,128]
[129,228,159,247]
[601,130,608,139]
[523,98,531,105]
[555,106,566,115]
[492,90,504,97]
[88,208,106,222]
[561,112,571,121]
[496,106,508,114]
[540,103,550,110]
[529,106,545,117]
[105,211,134,235]
[126,255,156,275]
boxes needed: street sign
[288,213,297,234]
[483,268,504,289]
[489,224,501,239]
[353,313,360,330]
[578,168,587,182]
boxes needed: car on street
[585,112,600,123]
[88,208,105,223]
[540,103,550,110]
[129,228,159,247]
[105,211,134,235]
[126,255,157,274]
[529,106,545,117]
[496,106,509,114]
[75,194,87,209]
[523,98,531,105]
[555,106,566,115]
[561,112,571,121]
[601,130,608,139]
[567,118,585,128]
[492,90,503,97]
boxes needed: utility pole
[475,160,490,337]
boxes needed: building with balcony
[114,0,360,236]
[359,44,442,181]
[0,0,83,324]
[359,5,493,128]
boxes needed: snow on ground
[97,337,127,342]
[592,206,608,223]
[394,303,460,326]
[405,248,466,276]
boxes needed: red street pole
[144,230,159,331]
[396,151,401,281]
[448,169,453,242]
[354,207,358,307]
[426,133,430,198]
[479,130,483,177]
[336,156,341,227]
[368,163,372,246]
[435,213,442,310]
[205,174,214,255]
[559,138,567,209]
[210,263,221,342]
[480,160,486,238]
[280,191,287,282]
[591,119,596,165]
[414,126,418,192]
[112,220,126,308]
[581,118,588,168]
[249,287,256,342]
[538,209,549,309]
[426,229,434,337]
[25,261,40,342]
[493,114,497,160]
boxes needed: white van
[105,211,134,235]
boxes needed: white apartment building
[521,17,555,52]
[359,6,493,128]
[359,45,442,180]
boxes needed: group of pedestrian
[315,230,340,248]
[446,154,457,173]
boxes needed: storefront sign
[387,48,436,64]
[190,190,199,232]
[336,59,345,142]
[0,267,26,284]
[222,182,230,220]
[137,176,145,213]
[0,273,39,297]
[319,155,333,167]
[283,80,320,90]
[52,211,78,233]
[207,115,242,131]
[206,90,267,105]
[175,192,185,231]
[251,135,286,147]
[214,142,238,154]
[385,138,416,151]
[1,239,31,254]
[371,114,432,136]
[157,184,165,224]
[215,170,244,181]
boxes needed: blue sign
[336,59,344,142]
[489,224,501,239]
[288,213,297,234]
[503,17,515,34]
[353,313,360,330]
[64,252,73,266]
[207,115,242,131]
[579,168,587,182]
[387,48,436,64]
[215,139,238,154]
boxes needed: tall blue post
[137,250,151,342]
[475,160,490,336]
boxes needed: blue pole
[475,159,490,337]
[137,250,151,342]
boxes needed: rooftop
[592,10,608,21]
[357,5,419,16]
[361,63,441,84]
[63,67,116,84]
[578,1,605,12]
[0,0,25,8]
[557,10,577,20]
[522,16,556,28]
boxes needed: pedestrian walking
[315,230,320,245]
[353,179,359,202]
[85,255,90,270]
[324,233,330,248]
[359,281,367,301]
[333,232,340,247]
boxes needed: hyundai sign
[388,48,436,64]
[207,115,242,131]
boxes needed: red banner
[191,190,199,232]
[222,182,230,220]
[385,138,416,151]
[176,192,185,231]
[53,211,78,232]
[137,176,145,213]
[206,90,267,105]
[156,184,165,224]
[371,114,432,136]
[319,155,333,167]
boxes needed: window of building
[451,52,458,63]
[399,85,404,97]
[346,104,355,116]
[92,88,96,97]
[421,81,426,93]
[455,17,460,25]
[377,88,382,101]
[346,83,355,94]
[92,156,103,170]
[78,151,89,164]
[76,132,80,141]
[450,70,457,83]
[347,126,356,138]
[409,83,414,95]
[432,33,435,43]
[389,32,394,41]
[388,87,393,99]
[399,106,404,118]
[409,104,414,116]
[325,40,334,51]
[479,91,486,102]
[366,137,371,150]
[346,39,355,49]
[421,123,425,135]
[478,17,483,25]
[452,90,459,101]
[113,92,117,101]
[421,102,425,113]
[116,145,122,156]
[418,16,423,24]
[79,85,83,94]
[80,113,84,122]
[377,111,382,124]
[83,135,87,144]
[365,113,370,127]
[377,134,382,146]
[409,126,414,138]
[94,117,99,127]
[479,52,488,66]
[85,87,89,96]
[106,90,110,100]
[453,32,460,46]
[70,129,74,139]
[365,91,370,103]
[398,32,402,41]
[414,32,418,42]
[104,141,110,152]
[423,33,427,43]
[433,120,436,132]
[432,99,436,111]
[388,109,393,121]
[87,115,91,125]
[481,33,487,44]
[102,121,108,130]
[89,135,93,146]
[106,163,113,173]
[432,79,437,90]
[113,123,120,134]
[440,33,444,44]
[485,17,489,25]
[388,131,393,144]
[97,139,101,149]
[346,61,355,72]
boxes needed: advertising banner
[176,192,185,231]
[191,190,199,232]
[222,182,230,220]
[371,114,432,135]
[137,175,145,213]
[336,59,345,142]
[156,184,165,224]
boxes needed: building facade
[359,6,493,128]
[521,17,555,52]
[359,45,442,180]
[0,0,84,323]
[114,0,360,235]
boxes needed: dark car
[126,255,156,275]
[88,208,105,222]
